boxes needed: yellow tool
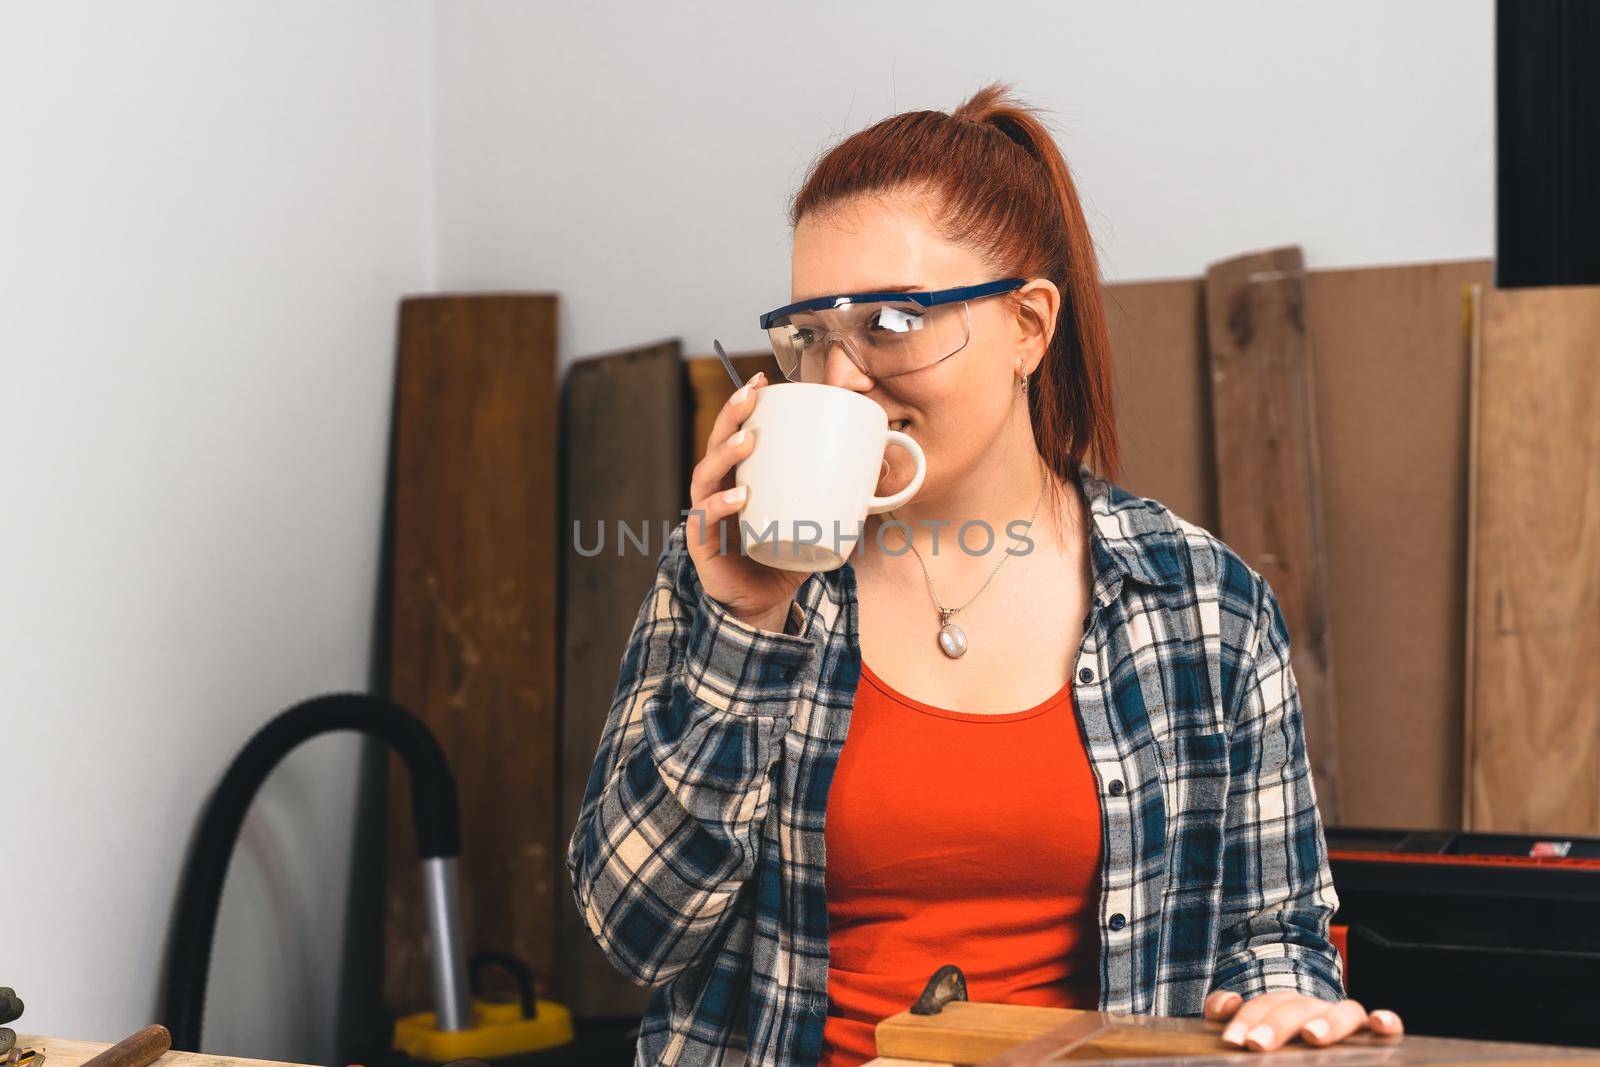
[393,997,573,1063]
[391,950,573,1062]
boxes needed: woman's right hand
[686,371,810,633]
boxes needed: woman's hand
[1204,990,1403,1051]
[686,371,810,632]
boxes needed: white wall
[1,2,1494,1063]
[0,3,432,1063]
[433,0,1493,372]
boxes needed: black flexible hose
[160,692,461,1052]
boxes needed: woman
[567,82,1403,1067]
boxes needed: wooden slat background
[1109,259,1493,830]
[1102,275,1215,531]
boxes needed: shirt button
[1078,666,1095,683]
[1109,913,1127,931]
[1108,779,1125,796]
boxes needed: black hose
[160,692,461,1052]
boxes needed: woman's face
[789,191,1058,508]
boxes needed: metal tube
[421,857,473,1031]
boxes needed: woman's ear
[1014,278,1061,376]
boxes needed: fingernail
[1304,1019,1330,1040]
[1245,1026,1274,1050]
[1222,1022,1247,1045]
[752,371,766,385]
[723,486,746,503]
[1372,1010,1399,1028]
[729,429,746,446]
[733,384,750,403]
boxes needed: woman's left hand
[1204,990,1404,1051]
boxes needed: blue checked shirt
[566,462,1345,1067]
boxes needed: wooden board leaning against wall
[1464,284,1600,834]
[385,294,560,1014]
[558,341,689,1019]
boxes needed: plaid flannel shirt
[566,462,1344,1067]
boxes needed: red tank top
[818,658,1105,1067]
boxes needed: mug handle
[866,430,927,514]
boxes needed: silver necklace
[888,465,1049,659]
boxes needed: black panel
[1496,0,1600,287]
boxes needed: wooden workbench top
[22,1024,1598,1067]
[13,1036,316,1067]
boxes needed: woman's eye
[868,307,922,334]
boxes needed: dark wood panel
[558,340,689,1018]
[384,294,560,1014]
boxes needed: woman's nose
[820,339,874,391]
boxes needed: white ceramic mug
[732,382,926,572]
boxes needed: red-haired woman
[567,82,1402,1067]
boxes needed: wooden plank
[1464,285,1600,832]
[873,1002,1096,1064]
[1203,247,1341,822]
[558,340,689,1018]
[1301,259,1490,829]
[384,294,560,1014]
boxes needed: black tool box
[1326,826,1600,1047]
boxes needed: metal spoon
[712,339,744,390]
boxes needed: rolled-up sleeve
[565,522,816,987]
[1209,574,1345,1003]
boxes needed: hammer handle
[80,1026,171,1067]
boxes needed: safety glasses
[758,277,1027,382]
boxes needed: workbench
[12,1037,314,1067]
[21,1020,1600,1067]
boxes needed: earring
[1019,370,1029,393]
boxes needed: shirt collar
[1074,462,1188,601]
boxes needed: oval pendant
[937,622,968,659]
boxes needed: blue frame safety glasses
[757,277,1027,382]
